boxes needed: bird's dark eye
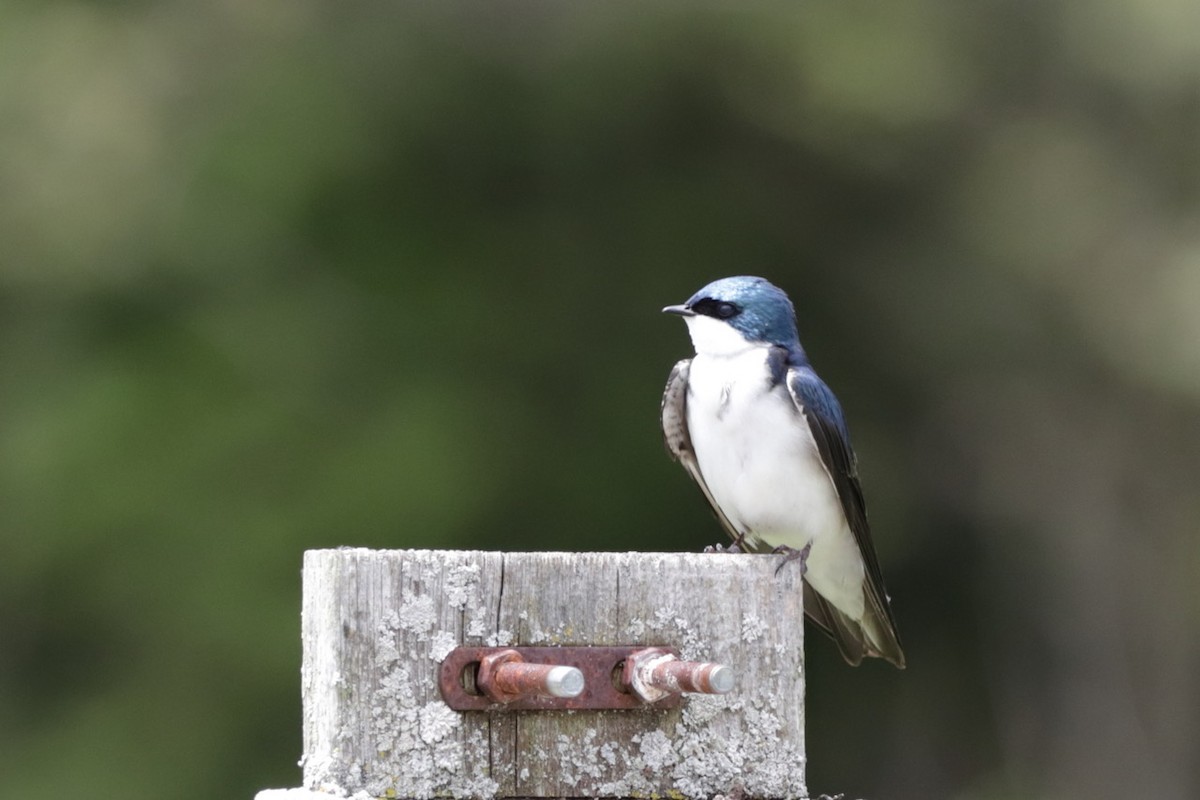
[692,298,741,320]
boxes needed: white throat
[683,315,756,357]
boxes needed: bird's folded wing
[787,367,905,667]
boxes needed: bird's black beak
[662,304,694,317]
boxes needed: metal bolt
[622,647,735,703]
[476,649,585,704]
[543,665,586,697]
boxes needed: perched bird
[661,276,905,668]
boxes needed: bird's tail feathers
[804,583,906,669]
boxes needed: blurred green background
[2,1,1198,799]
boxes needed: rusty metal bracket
[439,646,685,711]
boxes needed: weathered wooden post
[258,548,807,799]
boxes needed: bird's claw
[773,542,811,577]
[704,531,747,554]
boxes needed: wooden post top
[301,548,807,799]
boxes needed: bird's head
[663,276,801,357]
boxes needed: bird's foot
[773,542,811,577]
[703,532,747,554]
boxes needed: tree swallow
[661,276,905,668]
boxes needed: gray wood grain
[302,549,806,799]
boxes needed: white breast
[685,343,867,618]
